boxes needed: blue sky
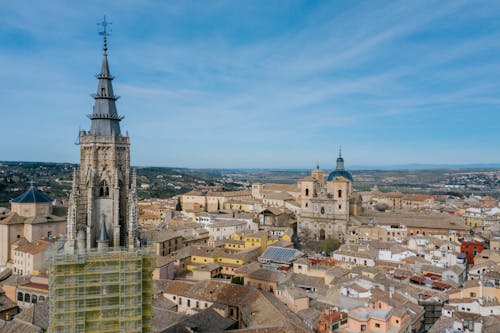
[1,0,499,169]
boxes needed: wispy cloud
[0,1,499,167]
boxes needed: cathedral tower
[49,19,153,333]
[65,26,138,253]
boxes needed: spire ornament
[97,15,112,55]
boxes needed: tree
[231,276,244,285]
[319,238,341,255]
[175,197,182,211]
[374,202,389,212]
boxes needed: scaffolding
[47,247,154,333]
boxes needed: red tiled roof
[20,282,49,291]
[432,281,451,290]
[424,273,441,280]
[410,276,425,283]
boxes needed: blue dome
[327,170,353,182]
[11,186,52,203]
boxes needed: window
[396,320,399,324]
[338,189,342,198]
[173,296,176,300]
[187,299,191,307]
[39,296,45,302]
[47,231,52,238]
[17,292,23,301]
[179,297,182,305]
[305,189,309,197]
[24,293,30,303]
[196,301,199,308]
[470,292,476,297]
[99,180,109,197]
[205,303,208,308]
[375,323,380,328]
[32,295,37,304]
[361,324,367,331]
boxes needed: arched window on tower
[305,188,309,197]
[99,180,109,197]
[338,189,342,198]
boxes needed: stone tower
[65,31,138,253]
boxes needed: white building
[12,240,51,276]
[332,249,376,267]
[206,220,251,242]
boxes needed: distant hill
[349,163,500,170]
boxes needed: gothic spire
[98,215,109,242]
[89,16,123,136]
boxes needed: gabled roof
[11,186,52,204]
[161,280,255,307]
[14,241,50,255]
[14,302,49,330]
[247,268,286,283]
[164,308,236,333]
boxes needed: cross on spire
[97,15,112,55]
[339,145,342,158]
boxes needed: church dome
[11,184,52,203]
[327,148,353,181]
[327,170,353,182]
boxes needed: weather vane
[97,15,112,54]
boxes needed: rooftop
[259,246,303,264]
[11,186,52,204]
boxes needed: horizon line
[2,160,499,171]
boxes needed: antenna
[97,15,112,54]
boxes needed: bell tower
[65,16,138,253]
